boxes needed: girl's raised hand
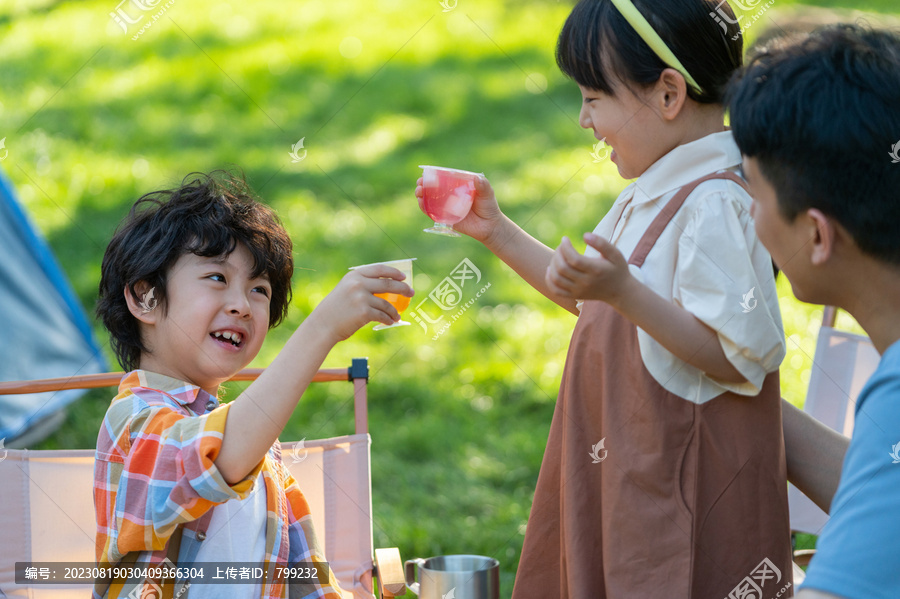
[415,175,503,244]
[545,233,634,305]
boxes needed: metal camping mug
[404,554,500,599]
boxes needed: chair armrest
[375,547,407,598]
[793,548,816,567]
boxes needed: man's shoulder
[855,340,900,415]
[847,344,900,466]
[875,338,900,370]
[802,341,900,597]
[872,339,900,380]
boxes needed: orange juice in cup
[419,165,481,237]
[349,258,415,330]
[376,291,411,313]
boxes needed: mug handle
[404,558,426,596]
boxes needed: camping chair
[787,307,881,579]
[0,358,408,599]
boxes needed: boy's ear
[124,281,161,324]
[808,208,836,266]
[657,68,688,121]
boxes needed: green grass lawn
[1,0,894,596]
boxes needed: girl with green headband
[417,0,790,596]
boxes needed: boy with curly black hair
[93,171,412,599]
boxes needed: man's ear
[124,281,161,324]
[657,68,688,121]
[807,208,836,266]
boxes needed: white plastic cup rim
[418,165,483,178]
[349,257,417,270]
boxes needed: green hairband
[609,0,703,94]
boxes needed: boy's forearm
[215,315,339,485]
[609,277,746,383]
[484,216,580,315]
[781,398,848,513]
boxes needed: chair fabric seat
[0,434,375,599]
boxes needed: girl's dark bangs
[556,2,618,94]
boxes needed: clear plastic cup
[419,165,481,237]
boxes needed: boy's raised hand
[308,265,414,342]
[415,175,503,244]
[545,233,634,305]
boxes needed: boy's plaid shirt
[92,370,343,599]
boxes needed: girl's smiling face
[135,243,271,394]
[578,82,671,180]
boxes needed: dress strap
[627,171,749,267]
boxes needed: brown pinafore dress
[512,173,792,599]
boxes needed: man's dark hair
[97,170,294,371]
[556,0,744,104]
[728,23,900,264]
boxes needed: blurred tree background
[1,0,895,595]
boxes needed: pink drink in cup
[419,165,481,237]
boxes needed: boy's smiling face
[134,242,271,394]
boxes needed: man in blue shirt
[728,23,900,599]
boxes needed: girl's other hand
[545,233,635,306]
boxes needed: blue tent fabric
[0,167,106,442]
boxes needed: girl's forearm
[608,276,746,383]
[485,215,580,315]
